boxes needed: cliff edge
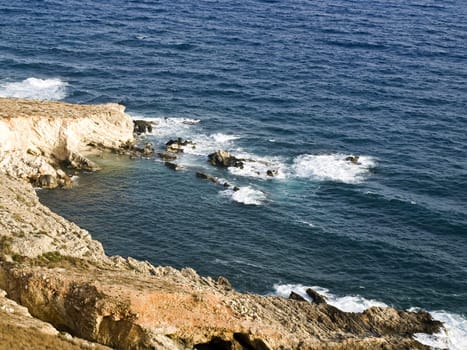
[0,98,443,350]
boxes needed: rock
[208,150,244,168]
[158,153,178,161]
[233,186,240,192]
[133,120,153,134]
[196,172,219,183]
[165,138,195,153]
[306,288,328,305]
[345,155,360,164]
[289,291,307,302]
[266,169,278,177]
[143,142,154,155]
[165,162,184,171]
[216,276,232,290]
[37,174,58,189]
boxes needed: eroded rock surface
[0,97,134,185]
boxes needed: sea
[1,0,466,348]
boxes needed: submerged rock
[165,162,184,171]
[196,172,219,183]
[158,152,178,161]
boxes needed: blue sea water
[1,0,467,346]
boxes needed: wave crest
[0,77,68,100]
[220,186,266,205]
[292,154,376,184]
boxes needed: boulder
[133,120,153,134]
[208,150,244,168]
[289,291,307,302]
[306,288,327,305]
[37,175,58,189]
[345,155,360,164]
[266,169,278,177]
[165,138,195,153]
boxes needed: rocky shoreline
[0,97,444,349]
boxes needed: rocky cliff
[0,97,134,187]
[0,98,443,350]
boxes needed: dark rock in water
[289,291,307,302]
[196,172,218,183]
[164,162,184,171]
[266,169,278,177]
[165,138,195,153]
[345,155,360,164]
[37,174,58,189]
[133,120,153,134]
[306,288,327,305]
[233,186,240,192]
[223,182,230,188]
[159,153,177,161]
[208,150,244,168]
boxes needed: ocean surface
[1,0,466,347]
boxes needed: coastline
[0,97,443,349]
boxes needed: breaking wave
[0,77,68,100]
[292,154,376,184]
[220,186,267,205]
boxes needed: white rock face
[0,98,134,180]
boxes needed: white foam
[272,284,467,349]
[272,284,386,312]
[211,133,241,143]
[220,186,266,205]
[183,133,240,156]
[0,77,68,100]
[227,152,288,180]
[414,310,467,350]
[292,154,376,184]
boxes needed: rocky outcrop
[0,288,110,350]
[165,138,195,153]
[0,98,444,350]
[0,97,134,186]
[208,150,244,168]
[133,120,153,134]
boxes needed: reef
[0,97,443,349]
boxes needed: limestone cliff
[0,97,134,185]
[0,98,443,350]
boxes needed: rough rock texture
[0,288,110,350]
[0,98,444,349]
[0,97,134,182]
[0,174,106,261]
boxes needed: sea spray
[0,77,68,100]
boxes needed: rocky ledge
[0,98,443,349]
